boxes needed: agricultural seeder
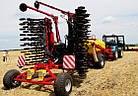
[3,1,115,96]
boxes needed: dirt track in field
[0,51,138,96]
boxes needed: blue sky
[0,0,138,50]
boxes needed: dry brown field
[0,51,138,96]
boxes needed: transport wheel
[94,54,105,69]
[118,50,123,58]
[112,50,118,60]
[54,73,73,96]
[3,69,21,89]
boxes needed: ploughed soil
[0,51,137,96]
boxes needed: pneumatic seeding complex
[3,1,91,96]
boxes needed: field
[0,51,138,96]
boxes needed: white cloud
[102,16,116,24]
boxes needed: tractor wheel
[112,50,118,60]
[118,50,123,58]
[54,73,73,96]
[94,54,105,69]
[3,69,21,89]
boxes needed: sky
[0,0,138,50]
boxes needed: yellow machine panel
[38,70,46,81]
[27,69,35,79]
[87,39,105,52]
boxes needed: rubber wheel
[3,69,21,89]
[94,54,105,69]
[54,73,73,96]
[118,50,123,58]
[112,50,118,60]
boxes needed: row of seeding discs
[73,6,91,76]
[19,18,50,64]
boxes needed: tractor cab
[102,34,125,50]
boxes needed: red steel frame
[44,18,55,53]
[45,18,49,49]
[26,1,73,43]
[14,60,63,85]
[94,43,114,58]
[26,5,61,43]
[37,1,73,19]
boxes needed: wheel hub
[115,51,118,58]
[101,61,104,66]
[12,80,19,86]
[65,79,72,92]
[121,51,123,56]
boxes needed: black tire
[112,50,118,60]
[118,50,123,58]
[3,69,21,89]
[94,54,105,69]
[54,73,73,96]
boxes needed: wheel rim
[121,51,123,56]
[115,51,118,58]
[101,60,104,66]
[65,79,72,92]
[12,80,20,86]
[12,75,20,86]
